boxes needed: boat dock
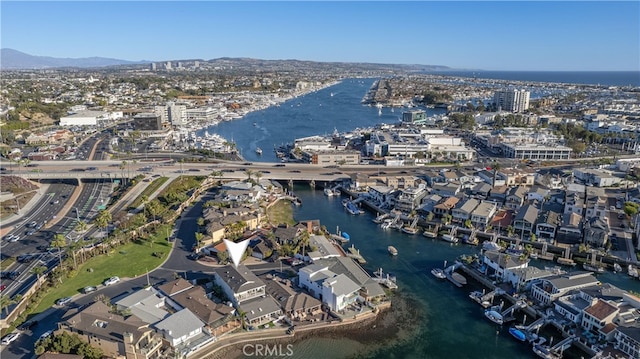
[444,262,467,287]
[347,245,366,264]
[500,299,527,323]
[372,268,398,290]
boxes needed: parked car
[1,332,20,345]
[55,297,72,306]
[103,276,120,286]
[82,286,97,294]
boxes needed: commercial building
[133,113,163,131]
[501,143,572,160]
[494,89,530,113]
[59,110,109,127]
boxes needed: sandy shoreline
[201,292,424,359]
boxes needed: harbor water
[208,78,640,358]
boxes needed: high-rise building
[150,63,156,71]
[493,89,530,113]
[168,103,187,125]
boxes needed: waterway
[209,79,640,358]
[202,78,446,163]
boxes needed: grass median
[33,231,171,315]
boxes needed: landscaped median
[32,225,172,315]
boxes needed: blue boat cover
[342,232,350,240]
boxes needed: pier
[346,244,367,264]
[444,262,467,287]
[372,268,398,290]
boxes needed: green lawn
[267,199,296,226]
[33,236,171,315]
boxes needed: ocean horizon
[423,70,640,87]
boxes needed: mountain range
[0,48,145,70]
[0,48,452,73]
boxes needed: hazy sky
[2,1,638,71]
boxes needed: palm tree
[0,295,13,315]
[31,265,47,280]
[492,162,502,187]
[51,233,67,267]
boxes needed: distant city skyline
[1,1,638,71]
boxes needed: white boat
[388,246,398,256]
[402,226,419,235]
[255,147,263,155]
[324,187,336,196]
[629,265,639,278]
[583,263,605,274]
[441,234,459,243]
[484,309,504,325]
[482,241,502,251]
[431,268,446,279]
[380,219,393,230]
[614,263,622,273]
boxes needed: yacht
[441,234,459,243]
[482,241,502,251]
[255,147,263,155]
[388,246,398,256]
[484,308,504,325]
[431,268,446,279]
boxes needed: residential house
[581,299,619,334]
[501,169,535,186]
[470,201,498,229]
[488,185,509,205]
[263,275,322,320]
[307,234,341,261]
[114,287,170,325]
[481,250,529,288]
[471,182,492,199]
[418,194,442,214]
[385,176,421,189]
[513,205,539,237]
[154,308,207,348]
[273,224,306,246]
[298,264,362,312]
[58,301,163,359]
[394,186,428,213]
[433,197,460,218]
[213,265,266,305]
[240,296,283,327]
[431,182,461,197]
[349,173,382,191]
[367,186,397,208]
[477,169,506,187]
[505,186,528,211]
[530,272,600,305]
[584,217,610,247]
[564,183,586,216]
[451,198,479,225]
[557,212,584,244]
[585,187,608,220]
[615,326,640,359]
[527,187,550,203]
[574,168,622,187]
[536,208,561,242]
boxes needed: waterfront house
[212,265,266,306]
[584,217,610,247]
[385,175,422,189]
[513,204,539,238]
[58,301,164,359]
[298,264,361,312]
[240,296,284,327]
[536,207,561,242]
[171,286,235,330]
[505,186,528,211]
[321,274,362,312]
[394,186,428,213]
[418,194,442,214]
[481,250,529,287]
[367,185,397,208]
[350,173,382,191]
[470,201,498,229]
[433,196,460,218]
[509,266,557,292]
[530,272,600,306]
[614,326,640,359]
[554,292,592,324]
[154,308,209,349]
[273,224,306,246]
[452,198,479,225]
[263,275,322,320]
[557,212,584,244]
[581,299,619,335]
[307,234,341,261]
